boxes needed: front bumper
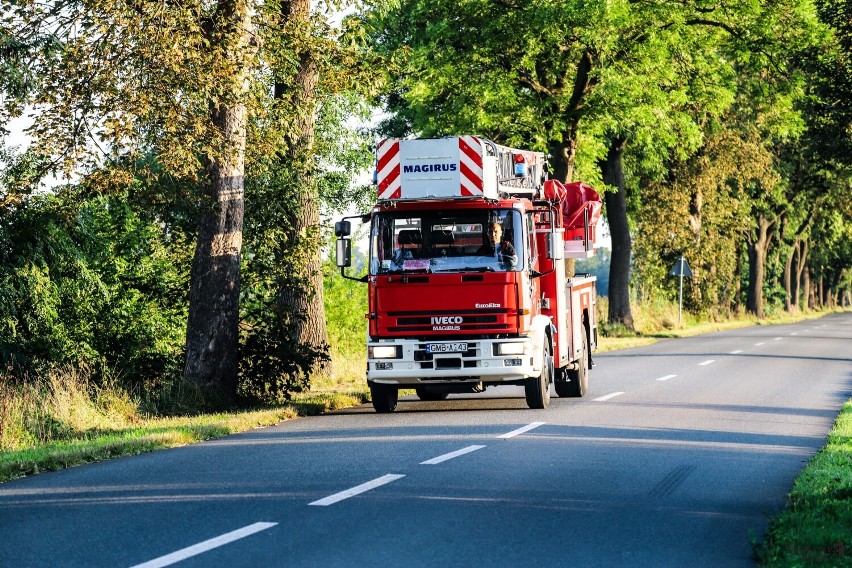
[366,337,538,385]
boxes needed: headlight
[495,342,525,355]
[369,345,400,359]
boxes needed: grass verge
[755,400,852,566]
[0,391,367,484]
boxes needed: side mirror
[548,231,564,261]
[336,238,352,268]
[335,220,351,237]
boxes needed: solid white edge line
[421,445,487,465]
[594,392,625,402]
[730,350,744,354]
[309,474,406,507]
[498,422,546,439]
[698,360,715,366]
[656,374,678,381]
[130,522,277,568]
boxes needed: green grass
[0,389,367,483]
[755,400,852,566]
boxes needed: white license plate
[427,342,468,353]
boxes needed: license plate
[427,342,468,354]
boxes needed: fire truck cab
[335,136,601,413]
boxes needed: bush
[0,189,189,390]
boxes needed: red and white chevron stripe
[376,139,401,199]
[458,135,484,196]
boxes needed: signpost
[669,256,693,325]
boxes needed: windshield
[369,209,524,275]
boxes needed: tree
[2,0,372,399]
[365,0,822,328]
[182,0,259,398]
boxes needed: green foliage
[633,131,775,316]
[0,181,189,388]
[323,258,368,357]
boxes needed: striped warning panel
[377,139,401,199]
[458,135,484,196]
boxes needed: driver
[478,222,517,268]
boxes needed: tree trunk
[600,137,634,330]
[804,268,813,309]
[795,240,809,311]
[734,239,744,312]
[274,0,330,379]
[746,215,774,318]
[549,128,578,184]
[184,0,254,399]
[688,187,702,246]
[783,241,797,313]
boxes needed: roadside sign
[669,256,693,277]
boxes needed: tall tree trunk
[734,239,745,312]
[600,136,634,330]
[783,241,798,313]
[804,268,813,309]
[746,215,774,318]
[795,240,809,311]
[185,0,254,399]
[274,0,330,379]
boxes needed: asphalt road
[1,313,850,567]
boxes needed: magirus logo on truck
[334,135,602,413]
[431,316,463,330]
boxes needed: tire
[557,325,588,398]
[415,388,449,401]
[525,338,552,409]
[370,383,399,413]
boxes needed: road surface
[1,313,850,567]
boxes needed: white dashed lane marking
[656,375,678,382]
[498,422,546,439]
[309,474,406,507]
[421,445,486,465]
[131,522,277,568]
[594,392,625,402]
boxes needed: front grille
[397,315,499,326]
[391,323,509,333]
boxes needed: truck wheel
[370,383,399,413]
[558,326,588,397]
[415,388,449,401]
[525,339,552,409]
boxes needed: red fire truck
[335,136,602,413]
